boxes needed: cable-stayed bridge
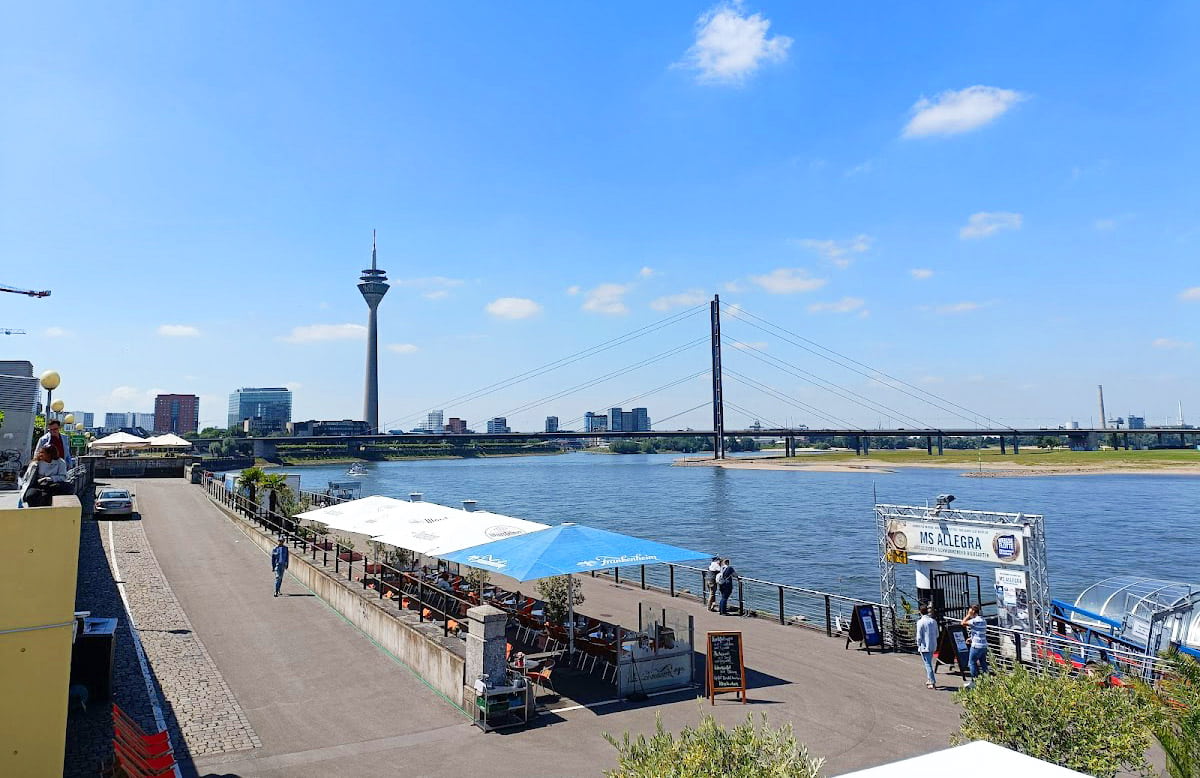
[224,296,1197,459]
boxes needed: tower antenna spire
[371,229,377,271]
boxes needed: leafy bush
[953,664,1157,778]
[604,712,823,778]
[535,575,585,624]
[1149,650,1200,778]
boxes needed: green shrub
[604,712,823,778]
[953,664,1157,778]
[1150,650,1200,778]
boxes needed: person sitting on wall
[24,446,72,506]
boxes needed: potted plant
[536,575,585,624]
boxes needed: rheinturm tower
[358,230,389,432]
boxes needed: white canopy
[295,495,550,556]
[89,432,151,450]
[146,433,193,449]
[840,742,1089,777]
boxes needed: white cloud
[44,326,72,337]
[582,283,631,315]
[284,381,303,392]
[278,323,367,343]
[1152,337,1193,350]
[639,267,658,278]
[650,289,708,311]
[157,324,201,337]
[845,161,873,177]
[393,276,464,290]
[960,211,1022,239]
[387,343,420,354]
[722,280,745,293]
[795,234,872,268]
[109,385,141,402]
[909,268,934,280]
[678,2,792,85]
[807,296,865,314]
[928,301,982,315]
[749,268,827,294]
[565,285,582,296]
[1179,287,1200,301]
[485,297,542,320]
[732,341,768,351]
[903,85,1024,138]
[423,290,449,301]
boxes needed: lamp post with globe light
[40,370,60,427]
[51,399,65,423]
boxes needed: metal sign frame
[876,503,1049,634]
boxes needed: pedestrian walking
[706,557,722,611]
[961,603,989,685]
[717,558,737,616]
[916,604,939,689]
[271,538,289,597]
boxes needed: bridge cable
[555,369,709,431]
[724,303,1013,430]
[652,402,712,428]
[723,369,862,429]
[723,400,783,430]
[724,338,929,428]
[378,303,708,430]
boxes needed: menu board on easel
[845,603,883,654]
[707,631,747,704]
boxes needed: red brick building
[154,394,200,434]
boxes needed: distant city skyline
[5,3,1196,431]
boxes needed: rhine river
[290,452,1200,603]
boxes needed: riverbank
[676,448,1200,477]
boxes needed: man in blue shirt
[271,538,289,597]
[915,604,939,689]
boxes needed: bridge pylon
[710,294,726,459]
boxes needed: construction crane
[0,284,51,298]
[1,328,27,335]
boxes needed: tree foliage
[953,664,1157,778]
[1148,650,1200,778]
[535,575,585,624]
[604,713,823,778]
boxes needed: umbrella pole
[568,575,575,654]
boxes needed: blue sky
[3,2,1198,431]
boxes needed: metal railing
[204,477,474,639]
[983,623,1175,685]
[592,561,896,646]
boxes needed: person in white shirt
[706,557,722,611]
[915,604,939,689]
[960,603,989,685]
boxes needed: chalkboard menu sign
[706,631,747,704]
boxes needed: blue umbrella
[441,523,709,651]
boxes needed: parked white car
[95,488,134,517]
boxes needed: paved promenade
[95,478,964,776]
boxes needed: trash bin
[70,617,118,701]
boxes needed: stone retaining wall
[209,497,468,710]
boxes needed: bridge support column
[862,436,869,456]
[1000,436,1006,455]
[937,435,944,455]
[854,436,862,456]
[252,439,278,460]
[926,436,932,455]
[1013,437,1019,454]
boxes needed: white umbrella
[146,433,193,449]
[89,432,151,450]
[294,494,409,535]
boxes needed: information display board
[845,603,883,654]
[706,631,746,704]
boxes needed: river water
[289,453,1200,603]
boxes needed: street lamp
[64,413,75,431]
[51,399,65,421]
[40,370,61,426]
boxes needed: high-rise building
[1128,415,1146,430]
[104,412,130,429]
[584,412,608,433]
[71,412,95,429]
[545,416,559,433]
[0,360,38,465]
[426,410,445,434]
[607,407,651,433]
[154,394,199,434]
[358,231,389,433]
[446,417,467,434]
[133,412,155,430]
[227,387,292,434]
[486,417,510,434]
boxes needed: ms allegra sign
[885,518,1025,566]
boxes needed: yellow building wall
[0,497,82,778]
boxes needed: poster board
[845,604,883,654]
[937,624,970,677]
[706,631,746,704]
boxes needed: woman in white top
[960,603,989,685]
[34,446,69,483]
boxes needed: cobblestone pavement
[65,511,260,777]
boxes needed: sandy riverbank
[674,456,1200,477]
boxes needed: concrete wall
[213,499,468,710]
[0,496,82,777]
